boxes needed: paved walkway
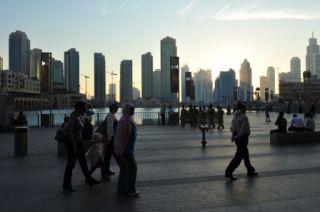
[1,112,320,211]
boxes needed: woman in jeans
[114,103,139,197]
[63,101,99,192]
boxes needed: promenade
[1,112,320,211]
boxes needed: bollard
[14,127,28,156]
[200,125,208,147]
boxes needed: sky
[1,0,320,98]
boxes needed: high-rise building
[161,36,177,102]
[94,53,106,107]
[239,59,253,101]
[181,64,189,103]
[0,56,3,70]
[108,83,116,101]
[290,57,301,82]
[194,69,213,104]
[29,48,42,80]
[267,66,275,94]
[213,69,236,105]
[120,60,132,103]
[141,52,153,99]
[132,87,140,100]
[306,32,320,76]
[64,48,79,93]
[314,54,320,78]
[9,30,30,76]
[153,69,161,99]
[260,76,268,101]
[52,59,64,83]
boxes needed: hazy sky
[1,0,320,96]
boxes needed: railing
[21,112,163,127]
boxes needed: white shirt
[106,112,116,139]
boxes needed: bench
[270,131,320,144]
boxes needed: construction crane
[80,74,90,99]
[106,71,118,101]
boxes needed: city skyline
[1,0,320,96]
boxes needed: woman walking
[114,103,139,197]
[62,101,99,192]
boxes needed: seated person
[273,112,287,133]
[288,114,304,132]
[304,112,315,132]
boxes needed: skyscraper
[94,53,106,107]
[306,32,320,76]
[132,87,140,100]
[120,60,132,103]
[141,52,153,99]
[181,64,189,103]
[0,56,3,70]
[194,69,213,104]
[239,59,253,101]
[267,66,275,94]
[290,57,301,82]
[108,83,116,101]
[64,48,79,93]
[9,30,30,76]
[260,76,268,101]
[213,69,236,105]
[29,48,42,80]
[314,54,320,78]
[153,69,161,99]
[161,36,177,102]
[52,59,64,83]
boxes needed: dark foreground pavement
[1,112,320,212]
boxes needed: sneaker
[247,172,258,177]
[127,191,140,197]
[225,174,237,181]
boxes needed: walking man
[225,102,257,180]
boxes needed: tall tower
[64,48,79,93]
[181,64,189,103]
[94,53,106,107]
[290,57,301,82]
[161,36,177,102]
[306,32,320,76]
[0,56,3,70]
[120,60,133,103]
[30,48,42,80]
[267,66,275,94]
[9,30,30,76]
[141,52,153,99]
[194,69,213,104]
[239,59,253,101]
[52,59,64,83]
[153,69,161,99]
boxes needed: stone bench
[57,139,92,155]
[270,131,320,144]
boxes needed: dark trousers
[225,136,255,176]
[117,153,137,193]
[102,138,119,174]
[63,141,92,189]
[161,114,165,125]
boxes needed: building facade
[306,33,320,76]
[52,59,64,83]
[120,60,132,103]
[107,83,116,102]
[213,69,236,105]
[153,69,161,100]
[29,48,42,80]
[94,53,106,107]
[132,87,140,100]
[267,66,275,94]
[259,76,268,101]
[141,52,153,99]
[160,36,177,102]
[9,30,30,76]
[290,57,301,82]
[239,59,253,101]
[64,48,79,93]
[181,64,189,103]
[0,56,3,70]
[194,69,213,105]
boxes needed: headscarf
[122,103,134,116]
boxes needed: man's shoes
[225,174,237,181]
[63,187,75,192]
[86,178,101,187]
[247,172,258,177]
[106,170,115,175]
[127,191,140,197]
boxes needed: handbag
[55,127,69,142]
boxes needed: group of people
[274,112,316,133]
[61,101,139,197]
[160,104,226,129]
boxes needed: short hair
[74,101,86,111]
[109,101,119,110]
